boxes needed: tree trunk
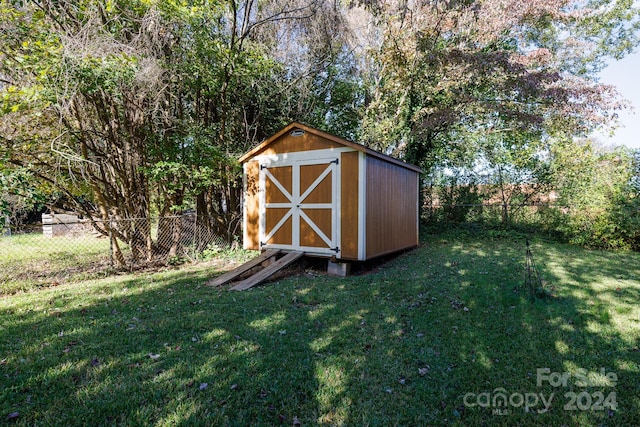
[156,190,185,257]
[110,229,127,267]
[497,166,509,225]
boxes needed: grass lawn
[1,228,639,426]
[0,233,112,295]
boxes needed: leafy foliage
[358,0,634,172]
[1,0,639,257]
[0,0,361,263]
[550,142,640,250]
[0,167,46,229]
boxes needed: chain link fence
[423,203,563,226]
[421,180,568,231]
[0,213,237,294]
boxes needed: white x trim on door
[259,156,340,256]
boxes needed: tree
[2,0,638,261]
[0,166,46,231]
[549,139,639,249]
[0,0,359,264]
[357,0,635,173]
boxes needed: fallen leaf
[148,353,160,360]
[293,416,301,426]
[6,412,19,420]
[199,383,208,390]
[230,383,239,390]
[418,366,430,376]
[90,358,100,367]
[450,300,465,310]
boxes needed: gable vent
[290,129,305,137]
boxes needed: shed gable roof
[238,122,422,173]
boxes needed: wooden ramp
[230,251,305,291]
[206,250,280,287]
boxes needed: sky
[596,51,640,149]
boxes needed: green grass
[1,229,639,426]
[0,233,112,294]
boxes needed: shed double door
[259,156,339,256]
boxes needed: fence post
[194,211,199,258]
[109,216,114,267]
[3,215,10,237]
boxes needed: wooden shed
[239,122,422,262]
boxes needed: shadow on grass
[1,233,639,425]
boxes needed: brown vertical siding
[340,151,360,260]
[365,156,419,259]
[299,164,332,203]
[265,166,292,203]
[300,211,332,248]
[265,209,292,245]
[243,161,260,250]
[260,132,342,156]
